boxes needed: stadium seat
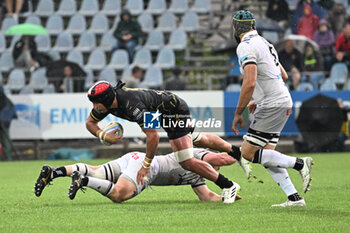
[76,31,96,52]
[180,11,199,32]
[154,47,175,69]
[48,50,61,60]
[43,83,56,93]
[52,32,74,52]
[0,35,5,53]
[66,50,84,66]
[168,29,187,51]
[146,0,166,15]
[19,85,34,94]
[141,66,163,88]
[107,50,129,70]
[46,15,64,35]
[6,35,21,52]
[137,12,154,33]
[86,48,106,70]
[262,31,279,44]
[99,68,117,85]
[79,0,99,16]
[320,79,337,91]
[144,30,164,51]
[226,84,241,92]
[35,0,54,17]
[296,82,314,91]
[25,15,41,25]
[84,68,94,90]
[110,17,120,33]
[191,0,211,14]
[101,0,121,16]
[66,14,86,34]
[0,52,14,72]
[100,31,117,51]
[57,0,77,16]
[329,63,348,85]
[121,67,132,81]
[157,12,176,33]
[1,17,18,33]
[5,69,25,92]
[29,67,48,91]
[168,0,188,14]
[346,81,350,90]
[89,13,109,34]
[125,0,144,16]
[131,48,152,69]
[35,34,51,52]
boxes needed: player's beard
[234,35,241,43]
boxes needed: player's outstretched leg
[299,157,314,193]
[68,171,86,200]
[34,165,54,197]
[222,181,241,204]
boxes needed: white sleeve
[237,42,258,68]
[193,148,210,160]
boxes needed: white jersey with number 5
[236,30,291,106]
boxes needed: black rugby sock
[288,193,302,201]
[293,158,304,171]
[52,167,67,178]
[228,145,241,161]
[215,173,233,189]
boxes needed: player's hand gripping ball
[100,122,124,146]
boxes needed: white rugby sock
[71,163,89,176]
[86,177,115,196]
[267,167,297,196]
[254,149,296,168]
[72,162,120,182]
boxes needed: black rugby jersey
[90,87,179,127]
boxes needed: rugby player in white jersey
[230,10,313,207]
[34,149,242,203]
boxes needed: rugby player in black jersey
[85,80,241,203]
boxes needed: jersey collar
[241,30,258,41]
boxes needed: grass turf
[0,153,349,233]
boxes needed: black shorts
[161,96,194,140]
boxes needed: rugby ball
[100,122,124,146]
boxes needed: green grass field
[1,153,350,233]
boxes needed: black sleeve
[90,108,109,121]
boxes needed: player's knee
[109,186,129,203]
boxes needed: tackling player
[230,10,313,207]
[34,149,242,203]
[85,81,242,203]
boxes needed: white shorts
[250,100,292,134]
[247,100,292,147]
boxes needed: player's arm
[142,128,160,160]
[280,64,288,82]
[236,64,257,115]
[86,110,121,144]
[137,128,159,185]
[86,114,103,137]
[192,185,223,202]
[232,64,257,134]
[202,152,236,167]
